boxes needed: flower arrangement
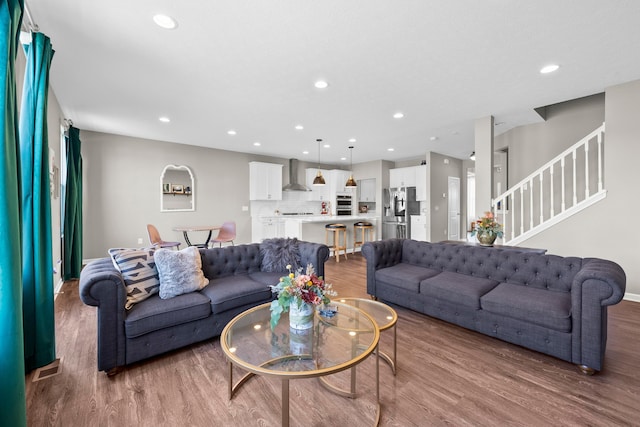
[269,264,336,330]
[471,211,504,238]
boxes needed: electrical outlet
[241,205,249,211]
[137,238,143,244]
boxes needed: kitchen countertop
[258,214,377,221]
[279,215,377,223]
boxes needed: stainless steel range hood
[282,159,311,192]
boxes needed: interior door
[448,177,460,240]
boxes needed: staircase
[493,123,606,246]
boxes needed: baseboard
[624,292,640,303]
[54,278,64,300]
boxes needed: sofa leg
[578,365,596,375]
[106,366,124,377]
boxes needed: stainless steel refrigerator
[382,187,420,239]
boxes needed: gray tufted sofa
[79,241,329,374]
[361,239,626,374]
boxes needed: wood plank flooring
[26,253,640,426]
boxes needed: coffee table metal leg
[375,342,381,426]
[282,379,290,427]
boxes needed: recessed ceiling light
[153,14,178,30]
[387,148,395,152]
[295,125,304,130]
[314,80,329,89]
[227,130,236,135]
[323,144,330,148]
[393,112,404,119]
[540,64,560,74]
[253,142,261,146]
[159,116,170,123]
[340,157,347,161]
[430,136,438,141]
[349,138,356,143]
[302,150,309,155]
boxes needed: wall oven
[335,194,353,216]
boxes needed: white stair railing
[493,123,606,246]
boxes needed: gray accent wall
[81,131,292,259]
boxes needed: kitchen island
[281,215,378,256]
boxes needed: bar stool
[325,223,348,262]
[353,221,374,252]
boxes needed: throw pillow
[154,246,209,299]
[108,247,160,310]
[260,237,301,272]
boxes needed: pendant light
[312,139,326,186]
[345,145,357,187]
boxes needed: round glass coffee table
[336,298,398,375]
[221,302,381,426]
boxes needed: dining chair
[146,224,181,250]
[209,221,236,248]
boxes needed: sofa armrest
[79,258,128,372]
[361,239,405,297]
[570,258,626,372]
[298,241,330,278]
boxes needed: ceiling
[26,1,640,165]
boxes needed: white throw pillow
[154,246,209,299]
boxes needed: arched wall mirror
[161,164,195,212]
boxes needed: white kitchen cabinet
[253,217,285,242]
[305,168,331,201]
[390,166,417,188]
[358,178,376,202]
[249,162,283,200]
[331,169,353,194]
[411,214,429,241]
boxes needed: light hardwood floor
[26,253,640,426]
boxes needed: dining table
[173,225,220,248]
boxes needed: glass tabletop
[221,302,379,378]
[335,298,398,331]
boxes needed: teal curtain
[0,0,27,426]
[20,31,55,371]
[63,126,82,280]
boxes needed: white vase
[289,301,314,330]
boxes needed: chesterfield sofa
[361,239,626,374]
[79,240,329,374]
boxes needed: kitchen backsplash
[250,200,323,217]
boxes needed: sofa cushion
[480,283,572,332]
[249,271,285,287]
[200,275,272,314]
[260,238,301,272]
[154,246,209,299]
[420,271,499,309]
[124,291,212,338]
[108,247,160,309]
[376,263,440,293]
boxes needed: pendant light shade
[345,146,357,187]
[313,139,326,186]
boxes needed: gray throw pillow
[108,247,160,310]
[154,246,209,299]
[260,238,301,272]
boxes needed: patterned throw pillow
[108,247,160,310]
[154,246,209,299]
[260,237,301,272]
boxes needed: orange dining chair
[209,221,236,248]
[147,224,181,250]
